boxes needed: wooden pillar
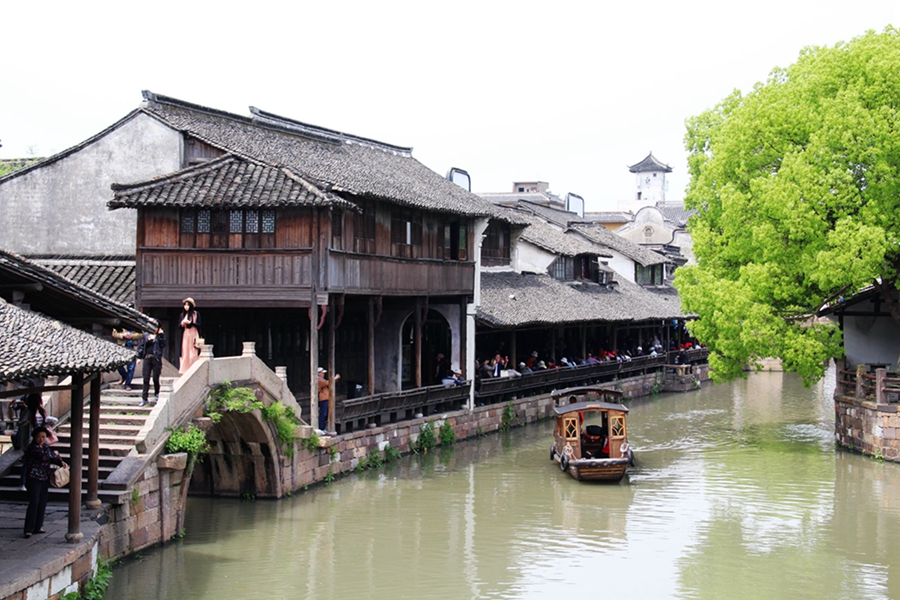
[328,301,336,432]
[368,298,376,395]
[85,376,101,509]
[580,324,587,361]
[459,298,468,378]
[509,330,517,370]
[309,304,319,430]
[414,299,423,388]
[66,373,84,543]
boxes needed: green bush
[384,444,402,462]
[261,401,301,456]
[206,380,262,414]
[166,424,209,456]
[300,431,321,453]
[439,421,456,446]
[500,403,516,432]
[414,422,437,453]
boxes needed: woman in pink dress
[178,297,202,374]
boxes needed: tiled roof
[501,207,610,258]
[628,152,672,173]
[0,250,156,331]
[109,154,359,212]
[508,199,592,228]
[139,92,506,220]
[0,298,135,384]
[32,257,135,307]
[585,211,632,225]
[654,203,696,227]
[477,271,688,328]
[569,224,670,267]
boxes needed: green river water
[108,369,900,599]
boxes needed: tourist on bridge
[22,426,65,538]
[317,367,339,432]
[113,328,138,390]
[139,326,166,406]
[178,298,202,374]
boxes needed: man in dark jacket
[139,326,166,406]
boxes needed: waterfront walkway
[0,502,101,599]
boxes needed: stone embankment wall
[835,396,900,461]
[834,366,900,461]
[99,453,188,559]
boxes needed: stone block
[72,551,93,583]
[157,453,188,471]
[885,428,896,440]
[49,564,73,596]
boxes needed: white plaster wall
[430,304,462,372]
[607,251,636,284]
[617,207,673,245]
[0,113,182,256]
[842,312,900,368]
[516,242,557,274]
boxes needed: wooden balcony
[326,250,475,296]
[137,248,476,308]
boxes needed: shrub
[414,422,437,453]
[438,421,456,446]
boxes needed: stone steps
[0,385,155,503]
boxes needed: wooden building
[106,92,517,424]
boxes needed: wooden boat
[550,386,634,482]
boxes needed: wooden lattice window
[564,416,579,441]
[610,415,625,438]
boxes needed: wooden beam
[0,283,42,291]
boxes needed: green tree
[676,27,900,385]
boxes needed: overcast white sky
[2,1,898,211]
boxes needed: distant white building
[621,152,672,211]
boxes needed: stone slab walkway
[0,502,100,600]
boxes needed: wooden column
[460,298,468,379]
[309,304,319,430]
[414,299,423,388]
[509,330,517,370]
[328,301,336,432]
[66,373,84,543]
[85,376,101,509]
[367,298,376,395]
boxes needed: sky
[2,1,898,212]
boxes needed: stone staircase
[0,382,170,505]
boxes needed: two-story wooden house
[104,92,517,421]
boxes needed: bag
[194,337,205,349]
[51,463,70,488]
[46,427,59,445]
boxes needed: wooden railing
[334,383,469,432]
[327,348,709,433]
[837,366,900,403]
[327,251,475,295]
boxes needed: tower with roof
[624,152,671,211]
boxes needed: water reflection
[111,370,900,599]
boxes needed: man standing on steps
[139,326,166,407]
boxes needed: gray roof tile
[477,271,688,328]
[0,298,136,384]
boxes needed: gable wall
[0,113,182,256]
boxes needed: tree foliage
[676,27,900,384]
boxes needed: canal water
[109,369,900,599]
